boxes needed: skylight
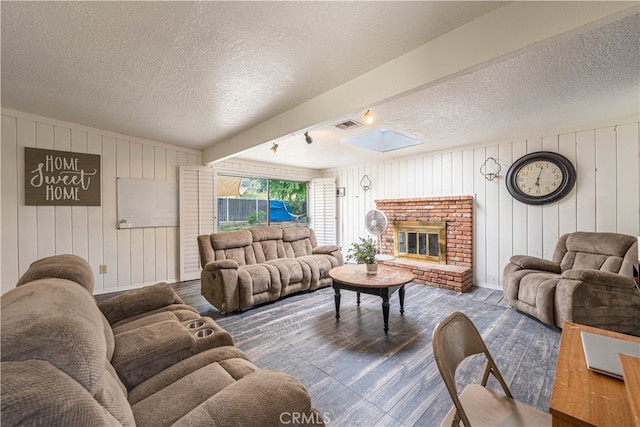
[342,129,423,153]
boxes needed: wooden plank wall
[1,109,201,294]
[324,120,640,289]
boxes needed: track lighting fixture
[304,131,313,144]
[364,109,374,125]
[270,143,278,154]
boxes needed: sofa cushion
[98,282,185,325]
[1,280,133,425]
[169,370,318,427]
[238,264,282,307]
[131,358,260,426]
[112,320,197,389]
[267,258,308,286]
[250,226,284,242]
[561,232,636,273]
[1,360,135,426]
[2,280,107,387]
[127,346,252,404]
[112,310,198,335]
[15,254,95,292]
[517,272,560,307]
[211,229,253,249]
[216,246,257,266]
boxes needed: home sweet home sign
[25,147,101,206]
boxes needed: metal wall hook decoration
[480,157,501,181]
[360,175,371,191]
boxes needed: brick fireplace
[375,196,473,292]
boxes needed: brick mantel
[375,196,473,292]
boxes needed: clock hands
[535,166,543,187]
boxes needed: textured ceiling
[1,1,503,147]
[2,2,639,170]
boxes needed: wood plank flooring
[166,281,562,427]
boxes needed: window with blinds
[179,166,214,281]
[309,178,337,245]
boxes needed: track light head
[304,131,313,144]
[270,143,278,154]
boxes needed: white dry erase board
[117,178,179,228]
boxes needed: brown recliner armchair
[503,232,639,333]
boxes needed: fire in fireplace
[393,221,446,264]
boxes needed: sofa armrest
[508,255,561,273]
[98,283,182,325]
[313,245,340,255]
[561,268,637,289]
[204,259,239,271]
[172,370,324,426]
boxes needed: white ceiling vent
[334,120,363,130]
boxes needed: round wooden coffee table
[329,264,415,334]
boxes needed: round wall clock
[505,151,576,205]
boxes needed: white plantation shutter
[309,178,336,245]
[179,166,214,281]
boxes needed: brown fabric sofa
[198,226,343,313]
[503,231,639,333]
[1,254,323,426]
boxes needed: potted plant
[347,237,378,274]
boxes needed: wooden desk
[550,322,640,427]
[620,354,640,426]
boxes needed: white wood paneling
[71,129,89,260]
[526,138,543,258]
[36,122,56,259]
[473,147,487,286]
[576,130,597,231]
[17,118,38,275]
[498,143,513,286]
[322,119,640,290]
[558,132,577,236]
[511,140,528,256]
[1,110,202,294]
[595,127,617,231]
[616,123,640,235]
[542,135,559,259]
[2,116,19,291]
[54,126,73,255]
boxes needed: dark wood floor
[161,281,561,427]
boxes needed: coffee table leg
[399,285,405,315]
[333,283,341,321]
[381,289,390,334]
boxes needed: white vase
[366,263,378,275]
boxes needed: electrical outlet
[99,264,107,274]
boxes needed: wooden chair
[432,312,551,427]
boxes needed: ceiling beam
[203,1,638,164]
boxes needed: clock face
[506,152,576,205]
[515,160,564,197]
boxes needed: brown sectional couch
[198,226,343,313]
[1,254,323,426]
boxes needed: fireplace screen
[394,221,446,264]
